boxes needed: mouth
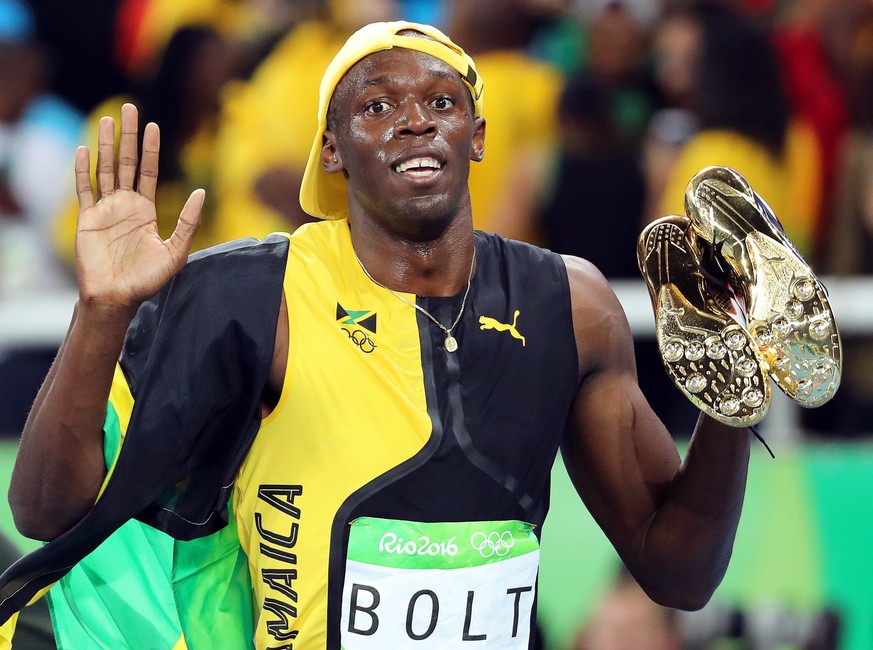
[392,155,443,181]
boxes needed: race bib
[340,518,540,649]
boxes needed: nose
[395,99,436,138]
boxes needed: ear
[470,117,485,163]
[321,130,343,172]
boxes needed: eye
[430,96,455,110]
[364,100,392,115]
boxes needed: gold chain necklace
[355,249,476,352]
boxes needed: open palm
[75,103,203,310]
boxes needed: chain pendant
[444,335,458,352]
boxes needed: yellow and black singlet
[235,220,579,649]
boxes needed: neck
[349,216,475,297]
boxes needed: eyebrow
[362,75,394,89]
[361,68,460,89]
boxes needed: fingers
[75,146,95,211]
[167,189,205,260]
[96,116,116,199]
[138,122,160,203]
[117,104,139,191]
[94,104,156,200]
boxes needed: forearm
[636,414,751,609]
[9,300,136,540]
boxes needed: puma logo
[479,310,526,346]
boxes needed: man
[0,21,838,649]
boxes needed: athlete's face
[322,48,485,240]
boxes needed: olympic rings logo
[470,531,515,558]
[342,327,377,354]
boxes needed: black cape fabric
[0,234,289,623]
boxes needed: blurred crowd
[572,564,841,650]
[2,0,873,437]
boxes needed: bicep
[561,255,681,559]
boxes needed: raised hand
[74,103,204,313]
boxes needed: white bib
[340,518,540,648]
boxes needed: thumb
[167,188,205,261]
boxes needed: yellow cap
[299,21,484,220]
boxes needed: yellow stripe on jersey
[97,363,136,500]
[0,611,16,650]
[234,220,432,649]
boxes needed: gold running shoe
[684,166,841,407]
[638,214,771,427]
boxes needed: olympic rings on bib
[470,530,515,558]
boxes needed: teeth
[395,157,441,173]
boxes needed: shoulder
[562,253,606,284]
[561,254,635,377]
[562,255,626,319]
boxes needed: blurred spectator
[573,0,658,27]
[652,1,821,262]
[771,0,849,260]
[804,0,873,437]
[0,0,82,297]
[534,2,657,150]
[539,75,644,278]
[446,0,564,243]
[585,2,655,149]
[575,564,840,650]
[210,0,398,243]
[113,0,310,80]
[819,0,873,278]
[26,0,126,114]
[0,0,82,441]
[643,2,699,220]
[573,564,681,650]
[53,25,251,265]
[529,1,587,78]
[679,599,841,649]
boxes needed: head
[652,6,702,110]
[300,22,486,240]
[589,2,648,86]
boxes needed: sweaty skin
[10,47,750,612]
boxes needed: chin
[400,198,462,240]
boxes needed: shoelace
[749,425,775,459]
[695,238,732,294]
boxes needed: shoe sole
[685,166,841,407]
[638,215,771,427]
